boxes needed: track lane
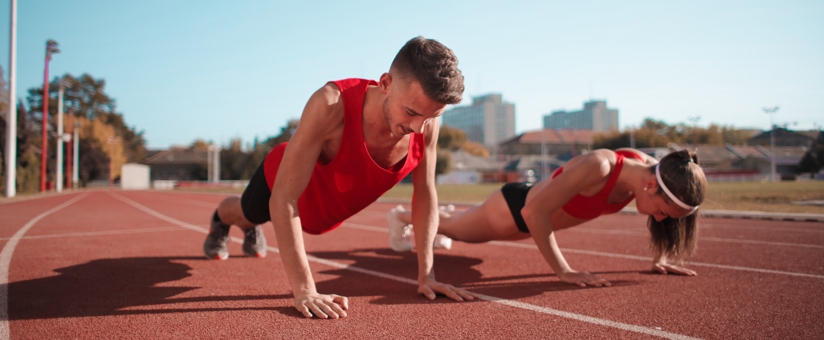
[5,191,822,339]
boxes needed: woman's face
[636,191,693,222]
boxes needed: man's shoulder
[304,83,345,121]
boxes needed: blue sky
[1,1,822,149]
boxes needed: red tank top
[551,150,645,220]
[263,78,425,234]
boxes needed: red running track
[1,190,822,339]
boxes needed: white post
[213,146,220,183]
[4,0,17,198]
[55,83,64,192]
[72,123,79,187]
[206,145,212,182]
[763,106,779,182]
[540,131,547,180]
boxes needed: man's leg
[204,160,270,259]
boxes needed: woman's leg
[396,190,528,243]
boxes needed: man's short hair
[390,36,464,105]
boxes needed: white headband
[655,163,698,211]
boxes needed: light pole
[688,116,701,145]
[55,79,71,192]
[5,0,17,198]
[40,39,59,192]
[72,120,80,188]
[763,106,779,182]
[209,145,220,183]
[65,110,73,190]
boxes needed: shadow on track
[7,256,290,320]
[308,249,642,305]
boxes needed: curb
[378,198,824,223]
[617,207,824,223]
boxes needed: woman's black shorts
[500,182,533,233]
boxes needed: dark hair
[390,36,464,105]
[648,150,707,261]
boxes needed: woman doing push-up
[387,148,707,287]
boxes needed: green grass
[9,181,818,215]
[381,181,824,214]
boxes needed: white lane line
[0,193,90,340]
[124,192,219,208]
[110,193,700,340]
[702,223,824,234]
[488,241,824,279]
[340,223,824,279]
[0,227,186,241]
[569,228,824,249]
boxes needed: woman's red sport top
[263,78,425,234]
[551,150,645,220]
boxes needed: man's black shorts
[240,160,272,225]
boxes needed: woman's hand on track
[558,270,612,287]
[293,293,349,319]
[652,262,698,276]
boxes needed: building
[441,93,516,147]
[543,100,619,132]
[663,143,807,181]
[498,129,596,159]
[747,127,819,148]
[497,129,597,180]
[142,148,208,181]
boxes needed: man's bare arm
[410,118,475,301]
[269,83,349,319]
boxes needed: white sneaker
[388,205,413,252]
[439,204,456,215]
[433,234,453,250]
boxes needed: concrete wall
[121,163,151,190]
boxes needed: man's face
[380,73,446,138]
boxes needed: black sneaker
[242,225,267,258]
[203,218,230,260]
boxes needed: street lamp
[207,144,221,183]
[40,39,59,192]
[5,0,18,198]
[72,120,80,188]
[688,116,701,145]
[763,106,779,182]
[55,78,72,192]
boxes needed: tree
[220,138,248,180]
[435,149,452,176]
[799,132,824,174]
[461,141,490,157]
[594,118,759,150]
[264,119,299,148]
[437,125,467,151]
[189,139,211,151]
[26,73,146,184]
[16,146,40,193]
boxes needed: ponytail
[648,150,707,261]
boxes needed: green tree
[264,119,299,148]
[16,146,40,193]
[219,138,248,180]
[799,132,824,174]
[437,125,467,151]
[26,73,146,184]
[594,118,758,150]
[435,149,452,176]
